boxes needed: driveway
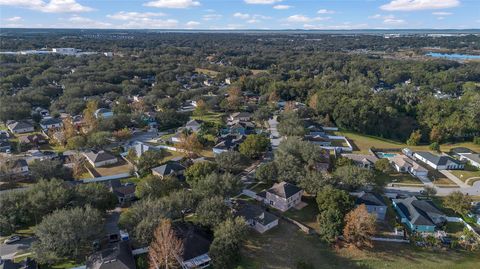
[268,116,282,149]
[0,237,34,259]
[440,170,469,188]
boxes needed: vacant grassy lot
[194,67,219,77]
[191,111,225,125]
[237,220,480,269]
[334,130,480,154]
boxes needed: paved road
[268,116,282,149]
[0,237,34,259]
[386,180,480,196]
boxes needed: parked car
[4,235,21,244]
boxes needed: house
[185,119,203,133]
[228,112,252,122]
[33,107,50,118]
[106,179,136,204]
[226,121,255,136]
[458,153,480,168]
[174,223,213,269]
[0,159,29,177]
[402,148,414,158]
[392,196,447,233]
[212,134,245,155]
[86,241,136,269]
[304,120,326,136]
[151,161,186,179]
[124,141,157,158]
[0,258,37,269]
[0,130,10,141]
[264,182,303,212]
[95,108,114,119]
[413,151,464,170]
[391,155,428,177]
[304,135,332,147]
[19,134,47,146]
[39,117,63,130]
[0,141,11,152]
[354,192,387,221]
[7,121,34,134]
[449,147,475,157]
[83,150,118,167]
[341,154,378,169]
[233,201,279,233]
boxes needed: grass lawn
[93,159,133,177]
[249,182,270,193]
[42,260,81,269]
[334,130,480,154]
[250,69,268,75]
[282,197,320,232]
[377,172,423,185]
[237,220,480,269]
[191,111,225,125]
[444,222,465,238]
[195,67,220,77]
[449,164,480,184]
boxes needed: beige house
[264,182,303,212]
[83,150,118,168]
[391,155,428,177]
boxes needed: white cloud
[244,0,282,4]
[273,4,291,10]
[286,14,330,23]
[0,0,93,13]
[233,13,270,23]
[317,9,335,14]
[432,12,452,16]
[144,0,200,9]
[185,21,200,27]
[369,14,406,25]
[107,11,166,20]
[233,12,250,19]
[381,0,460,11]
[5,16,23,22]
[304,22,369,30]
[61,15,112,28]
[203,14,222,21]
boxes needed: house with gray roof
[185,119,203,133]
[392,196,447,233]
[7,121,34,134]
[458,153,480,169]
[413,151,464,170]
[342,153,378,170]
[39,117,63,130]
[174,223,213,269]
[151,161,186,179]
[86,241,136,269]
[83,150,118,167]
[354,191,387,221]
[264,181,303,212]
[233,201,279,233]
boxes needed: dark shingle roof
[267,182,302,199]
[234,201,278,226]
[355,192,386,207]
[86,241,136,269]
[151,162,185,176]
[7,121,33,131]
[393,196,445,226]
[415,151,462,166]
[84,151,117,163]
[174,223,213,262]
[40,117,62,126]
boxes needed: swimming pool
[376,152,397,158]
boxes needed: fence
[446,216,480,239]
[371,237,409,243]
[81,173,131,183]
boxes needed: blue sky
[0,0,479,29]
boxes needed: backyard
[237,220,480,269]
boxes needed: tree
[255,162,277,184]
[112,128,132,141]
[137,150,165,176]
[32,206,103,263]
[215,151,246,174]
[335,157,355,167]
[193,99,207,116]
[317,208,344,243]
[239,134,270,159]
[28,179,72,224]
[429,126,443,143]
[429,142,440,152]
[444,191,472,215]
[87,131,111,148]
[196,196,231,227]
[0,191,31,236]
[406,130,422,146]
[277,112,306,137]
[209,217,248,269]
[423,185,437,197]
[148,219,183,269]
[343,204,376,248]
[333,165,375,190]
[299,171,331,195]
[74,183,117,211]
[70,154,86,178]
[66,135,86,150]
[82,100,99,133]
[192,172,242,199]
[474,136,480,145]
[177,133,203,157]
[184,161,218,186]
[374,158,392,173]
[29,159,72,180]
[136,175,182,199]
[316,185,354,214]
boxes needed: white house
[83,150,118,167]
[458,153,480,168]
[414,151,464,170]
[264,182,303,212]
[391,155,428,177]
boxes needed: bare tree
[343,204,376,248]
[71,154,86,179]
[149,219,183,269]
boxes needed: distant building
[39,117,63,130]
[0,141,11,153]
[391,155,428,177]
[151,161,186,179]
[264,182,303,212]
[83,150,118,167]
[354,191,387,221]
[341,154,378,170]
[392,196,446,233]
[106,179,136,204]
[458,153,480,168]
[212,134,245,155]
[18,134,47,146]
[185,119,203,133]
[0,159,29,177]
[414,151,464,170]
[86,241,136,269]
[174,223,213,269]
[228,112,252,122]
[7,121,34,134]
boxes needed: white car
[3,235,21,244]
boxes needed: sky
[0,0,479,30]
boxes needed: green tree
[406,130,422,146]
[255,162,277,184]
[215,151,247,174]
[137,150,165,176]
[87,131,111,148]
[333,165,375,190]
[74,183,117,211]
[317,208,344,243]
[239,134,270,159]
[66,135,87,150]
[29,159,72,180]
[191,172,242,199]
[184,161,218,186]
[196,196,231,227]
[277,112,306,137]
[474,136,480,145]
[209,217,248,269]
[32,206,103,263]
[429,142,440,152]
[0,191,31,236]
[316,185,354,214]
[135,175,182,199]
[444,191,472,215]
[374,158,392,173]
[299,171,331,195]
[28,179,73,224]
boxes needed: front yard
[449,164,480,185]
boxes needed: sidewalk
[440,170,469,188]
